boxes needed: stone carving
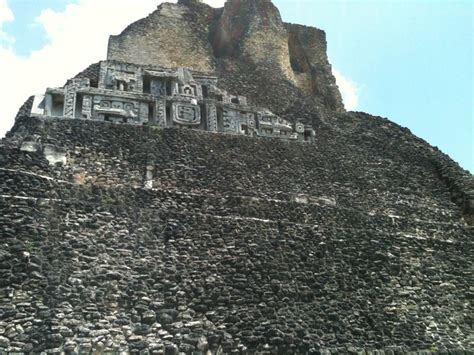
[92,96,141,123]
[207,104,218,132]
[172,102,201,126]
[222,109,236,133]
[34,60,314,141]
[82,95,92,119]
[100,62,143,93]
[181,85,194,96]
[295,122,305,133]
[156,99,166,126]
[63,78,90,118]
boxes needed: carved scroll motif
[172,102,201,126]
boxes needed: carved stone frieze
[81,95,92,119]
[207,104,218,132]
[35,60,314,141]
[172,102,201,126]
[63,78,90,118]
[156,98,166,126]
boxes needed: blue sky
[0,0,472,172]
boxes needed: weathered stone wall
[3,0,473,352]
[287,23,344,112]
[5,116,469,224]
[108,2,216,73]
[213,0,295,81]
[67,62,100,88]
[106,0,345,116]
[0,116,472,353]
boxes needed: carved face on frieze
[182,85,194,96]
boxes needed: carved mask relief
[182,85,194,96]
[172,102,201,125]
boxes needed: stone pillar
[63,88,77,118]
[139,102,149,123]
[156,98,166,127]
[63,79,89,118]
[207,104,218,132]
[44,94,53,116]
[82,95,92,119]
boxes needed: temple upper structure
[30,61,315,142]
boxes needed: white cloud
[0,0,14,46]
[0,0,13,24]
[203,0,225,7]
[333,69,359,111]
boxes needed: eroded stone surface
[0,115,473,353]
[107,0,344,114]
[1,0,473,353]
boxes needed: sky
[0,0,472,173]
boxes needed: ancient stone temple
[31,61,314,142]
[0,0,473,354]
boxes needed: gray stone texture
[0,115,473,353]
[2,0,473,353]
[107,0,344,115]
[107,2,216,73]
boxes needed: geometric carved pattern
[41,61,314,139]
[207,104,218,132]
[172,102,201,126]
[63,79,89,118]
[63,88,76,118]
[156,99,166,126]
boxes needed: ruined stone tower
[0,0,472,353]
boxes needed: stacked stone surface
[1,0,473,353]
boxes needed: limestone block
[30,95,45,116]
[20,141,41,153]
[43,144,67,165]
